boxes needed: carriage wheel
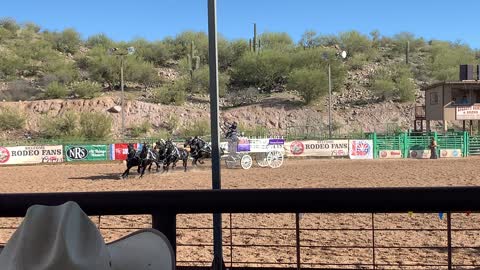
[240,155,253,170]
[225,155,236,169]
[267,150,284,169]
[255,153,269,168]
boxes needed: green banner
[64,145,108,161]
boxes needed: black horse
[184,136,212,166]
[163,139,188,172]
[147,140,167,172]
[121,143,156,178]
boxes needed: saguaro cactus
[253,23,257,53]
[406,41,410,64]
[187,40,200,78]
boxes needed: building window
[430,92,439,105]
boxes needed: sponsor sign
[284,140,349,157]
[409,150,431,159]
[0,145,63,165]
[110,143,141,160]
[65,145,108,161]
[440,149,462,158]
[457,105,480,120]
[349,140,374,160]
[379,150,403,159]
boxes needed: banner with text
[284,140,349,157]
[110,143,141,160]
[349,140,374,160]
[65,145,108,162]
[379,150,403,159]
[440,149,462,158]
[0,145,63,165]
[457,105,480,120]
[409,150,431,159]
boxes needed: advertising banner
[0,145,63,165]
[349,140,374,160]
[65,145,108,162]
[456,105,480,120]
[379,150,403,159]
[284,140,349,157]
[110,143,141,160]
[409,150,431,159]
[440,149,462,158]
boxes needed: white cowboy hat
[0,201,174,270]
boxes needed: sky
[1,0,479,48]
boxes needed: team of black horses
[121,137,213,179]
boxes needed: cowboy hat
[0,201,174,270]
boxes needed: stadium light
[108,47,135,139]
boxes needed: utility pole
[328,63,332,139]
[108,47,135,139]
[120,55,125,138]
[208,0,224,270]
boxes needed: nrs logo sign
[66,147,88,160]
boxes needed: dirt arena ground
[1,158,480,269]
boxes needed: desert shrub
[226,87,260,106]
[371,68,396,100]
[371,64,416,102]
[181,120,210,137]
[1,80,41,101]
[151,82,186,106]
[348,53,368,70]
[0,54,23,79]
[39,111,78,139]
[258,32,294,50]
[0,18,20,33]
[188,65,229,96]
[0,107,25,131]
[428,41,476,81]
[50,28,82,54]
[71,81,102,99]
[78,112,112,139]
[44,82,68,99]
[391,32,426,54]
[230,50,291,92]
[339,31,373,56]
[129,120,151,138]
[85,33,114,48]
[164,115,180,133]
[288,68,328,104]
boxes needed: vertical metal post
[328,63,332,139]
[230,213,233,268]
[208,0,224,270]
[447,212,452,270]
[152,213,177,258]
[372,213,376,269]
[120,56,125,139]
[295,213,301,270]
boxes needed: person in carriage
[224,121,238,139]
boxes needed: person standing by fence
[429,137,438,159]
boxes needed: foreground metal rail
[1,187,480,269]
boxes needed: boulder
[108,105,122,113]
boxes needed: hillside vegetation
[0,18,479,141]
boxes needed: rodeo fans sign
[284,140,349,157]
[0,145,63,165]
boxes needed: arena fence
[1,188,480,269]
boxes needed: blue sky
[1,0,479,47]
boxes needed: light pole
[108,47,135,139]
[323,50,347,138]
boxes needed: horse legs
[183,158,187,172]
[121,166,132,179]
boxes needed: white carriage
[223,136,285,169]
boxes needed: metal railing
[2,188,480,269]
